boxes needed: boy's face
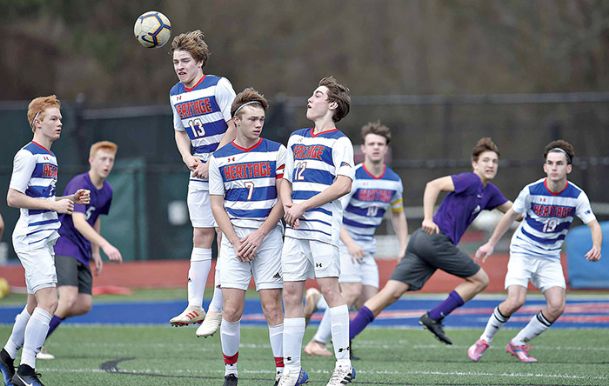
[89,149,116,180]
[35,107,62,142]
[235,106,265,142]
[472,150,499,181]
[543,151,571,182]
[361,133,388,164]
[173,50,202,87]
[306,86,334,122]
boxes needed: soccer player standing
[349,138,513,347]
[277,76,355,386]
[303,122,408,357]
[169,30,236,335]
[208,88,286,386]
[37,141,123,360]
[468,140,601,363]
[0,95,89,386]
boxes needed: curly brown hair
[471,137,500,161]
[170,30,210,67]
[544,139,575,164]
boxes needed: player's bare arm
[278,178,298,226]
[340,226,365,262]
[73,213,122,263]
[585,219,602,262]
[285,175,352,225]
[7,188,74,214]
[56,188,90,205]
[92,218,104,274]
[391,209,409,260]
[210,194,246,260]
[475,208,521,262]
[174,130,200,172]
[422,176,455,235]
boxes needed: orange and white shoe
[196,310,222,337]
[304,340,332,357]
[169,305,205,326]
[304,288,321,326]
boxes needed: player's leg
[198,229,224,336]
[277,237,311,386]
[1,294,35,384]
[220,287,244,383]
[260,289,284,384]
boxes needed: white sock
[313,308,332,344]
[481,306,510,343]
[187,248,212,307]
[4,307,31,358]
[512,311,552,345]
[220,318,240,376]
[208,285,223,313]
[21,308,52,369]
[283,317,305,370]
[268,323,284,374]
[316,295,328,310]
[329,305,351,365]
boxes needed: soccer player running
[468,140,602,363]
[303,122,408,357]
[36,141,123,360]
[349,137,513,347]
[208,88,286,386]
[277,76,355,386]
[0,95,90,386]
[169,30,236,335]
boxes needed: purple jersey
[54,172,113,265]
[433,172,507,245]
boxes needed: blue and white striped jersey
[341,164,404,254]
[170,75,236,189]
[284,128,355,245]
[10,142,60,249]
[510,178,596,259]
[209,138,286,229]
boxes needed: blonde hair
[27,95,61,133]
[89,141,118,159]
[170,30,210,67]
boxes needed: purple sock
[428,290,465,321]
[349,306,375,340]
[46,315,65,338]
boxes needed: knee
[193,228,214,247]
[546,299,565,319]
[223,304,243,322]
[502,297,525,315]
[472,269,489,291]
[261,301,283,324]
[319,283,341,303]
[38,297,58,315]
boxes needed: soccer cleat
[0,349,15,386]
[326,364,356,385]
[11,364,44,386]
[36,346,55,360]
[304,340,332,357]
[196,310,222,337]
[304,288,321,326]
[273,369,283,386]
[419,312,453,345]
[223,373,238,386]
[467,339,490,362]
[277,368,309,386]
[169,305,205,326]
[506,341,537,363]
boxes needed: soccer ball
[134,11,172,48]
[0,278,10,299]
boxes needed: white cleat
[169,305,205,326]
[327,363,355,385]
[196,310,222,337]
[36,346,55,360]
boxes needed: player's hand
[238,230,265,261]
[92,253,103,275]
[284,203,305,227]
[347,242,365,263]
[421,218,439,235]
[183,155,200,172]
[585,246,601,262]
[102,243,123,262]
[474,243,494,263]
[193,162,209,179]
[53,199,74,214]
[73,189,90,204]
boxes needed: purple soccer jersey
[433,172,507,244]
[54,172,113,265]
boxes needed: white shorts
[338,245,379,288]
[187,186,215,228]
[16,240,57,294]
[220,226,283,291]
[505,253,566,293]
[281,237,340,282]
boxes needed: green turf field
[1,325,607,385]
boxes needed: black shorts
[55,255,93,295]
[390,228,480,291]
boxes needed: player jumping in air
[169,30,236,335]
[468,139,602,363]
[0,95,89,386]
[209,88,287,386]
[303,121,408,358]
[277,76,355,386]
[349,138,513,348]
